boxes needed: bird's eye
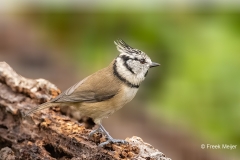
[140,59,146,64]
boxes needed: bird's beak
[150,62,160,68]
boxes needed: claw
[90,124,128,147]
[89,127,102,138]
[98,139,128,147]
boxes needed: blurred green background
[0,1,240,160]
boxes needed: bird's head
[114,39,160,87]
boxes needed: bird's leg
[89,125,103,138]
[98,124,128,147]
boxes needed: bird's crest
[114,39,141,55]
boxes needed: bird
[24,39,160,147]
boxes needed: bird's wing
[50,67,120,103]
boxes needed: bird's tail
[22,102,54,118]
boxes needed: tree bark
[0,62,171,160]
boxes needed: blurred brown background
[0,1,240,160]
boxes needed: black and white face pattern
[113,40,153,87]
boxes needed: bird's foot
[89,127,102,138]
[98,138,128,147]
[90,124,128,147]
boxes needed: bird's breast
[117,85,138,105]
[74,85,139,123]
